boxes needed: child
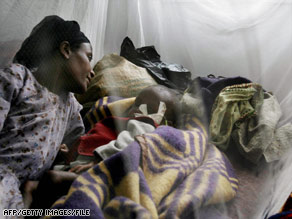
[28,85,183,210]
[72,84,183,172]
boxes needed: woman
[0,15,95,209]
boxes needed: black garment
[120,37,191,91]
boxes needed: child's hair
[13,15,90,70]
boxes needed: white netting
[0,0,291,218]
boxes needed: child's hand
[53,144,70,165]
[68,161,95,174]
[60,144,69,154]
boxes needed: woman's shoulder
[68,92,83,112]
[0,63,38,101]
[0,63,33,81]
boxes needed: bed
[46,48,292,218]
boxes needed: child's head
[128,85,182,126]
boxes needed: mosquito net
[0,0,291,218]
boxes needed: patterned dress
[0,64,84,209]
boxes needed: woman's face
[64,42,94,94]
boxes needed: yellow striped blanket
[49,115,238,218]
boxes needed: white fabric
[0,0,292,218]
[134,101,167,124]
[95,119,155,160]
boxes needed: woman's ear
[59,41,71,59]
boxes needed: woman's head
[14,15,90,69]
[13,15,94,94]
[58,40,94,94]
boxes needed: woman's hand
[59,143,69,154]
[69,154,102,174]
[68,161,95,174]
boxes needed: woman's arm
[0,65,24,132]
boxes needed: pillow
[76,53,157,105]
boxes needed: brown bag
[76,53,157,105]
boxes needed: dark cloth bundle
[120,37,192,91]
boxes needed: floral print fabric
[0,64,84,208]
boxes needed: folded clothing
[79,116,157,157]
[188,75,252,121]
[209,83,264,151]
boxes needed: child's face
[128,89,160,117]
[128,86,179,125]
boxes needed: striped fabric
[48,115,238,219]
[83,96,135,132]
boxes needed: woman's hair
[13,15,90,70]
